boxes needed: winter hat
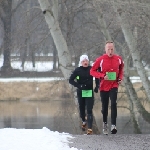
[79,54,89,66]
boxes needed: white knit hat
[79,54,89,66]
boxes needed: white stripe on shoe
[111,125,117,134]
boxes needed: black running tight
[100,87,118,125]
[77,91,94,129]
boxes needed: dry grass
[0,80,72,101]
[0,81,146,101]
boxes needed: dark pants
[77,90,94,129]
[100,87,118,125]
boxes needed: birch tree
[112,0,150,103]
[51,0,58,70]
[38,0,72,79]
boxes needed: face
[81,59,89,67]
[105,43,114,57]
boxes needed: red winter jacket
[90,54,124,91]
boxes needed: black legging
[100,87,118,125]
[77,90,94,129]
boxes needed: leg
[100,91,109,123]
[85,97,94,129]
[110,88,118,134]
[77,92,86,122]
[109,87,118,125]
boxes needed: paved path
[69,134,150,150]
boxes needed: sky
[0,55,143,149]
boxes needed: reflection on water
[0,100,81,134]
[0,99,150,134]
[93,99,150,134]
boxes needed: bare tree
[52,0,58,70]
[21,0,36,70]
[38,0,72,79]
[112,0,150,103]
[0,0,26,72]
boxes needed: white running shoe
[81,122,86,131]
[103,122,108,135]
[111,125,117,134]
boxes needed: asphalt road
[69,134,150,150]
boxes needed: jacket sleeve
[118,56,124,80]
[90,58,105,78]
[69,68,79,88]
[95,78,100,88]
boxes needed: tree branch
[11,0,26,15]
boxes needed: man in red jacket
[90,41,124,135]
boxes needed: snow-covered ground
[0,127,78,150]
[0,55,56,72]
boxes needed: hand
[104,75,109,80]
[118,79,122,84]
[94,87,99,93]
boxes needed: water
[0,100,81,134]
[93,99,150,134]
[0,99,149,134]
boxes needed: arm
[90,58,105,78]
[93,77,100,93]
[118,56,124,80]
[93,67,100,93]
[95,78,100,88]
[69,69,79,88]
[95,67,101,88]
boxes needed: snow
[0,77,64,82]
[11,61,54,72]
[0,127,78,150]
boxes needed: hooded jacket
[90,54,124,91]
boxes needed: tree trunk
[53,43,57,70]
[123,76,150,124]
[112,0,150,124]
[38,0,72,79]
[51,0,58,70]
[21,38,27,71]
[123,58,141,133]
[31,49,35,68]
[0,0,26,72]
[112,1,150,102]
[1,1,13,72]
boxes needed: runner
[90,41,124,134]
[69,54,99,135]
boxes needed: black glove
[77,84,87,90]
[94,87,99,93]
